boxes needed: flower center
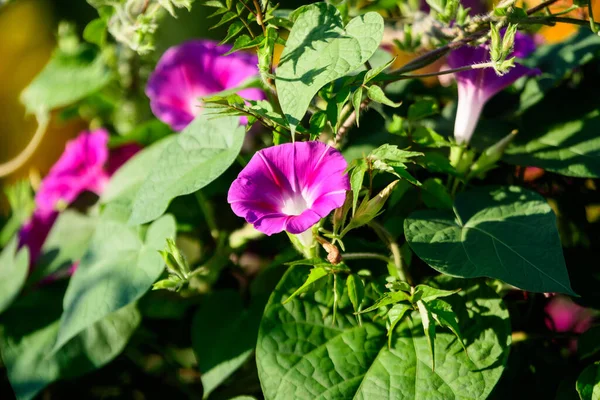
[281,193,309,216]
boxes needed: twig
[335,99,369,144]
[526,0,560,15]
[0,112,49,177]
[342,252,392,263]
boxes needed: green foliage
[405,186,575,294]
[191,290,264,398]
[0,181,34,247]
[52,208,175,352]
[0,238,29,315]
[577,362,600,400]
[29,211,97,283]
[0,285,140,400]
[275,2,383,133]
[129,114,244,225]
[256,267,511,399]
[20,45,111,114]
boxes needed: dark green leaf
[346,274,365,312]
[405,186,575,294]
[421,178,453,210]
[579,326,600,360]
[281,267,329,304]
[408,99,438,121]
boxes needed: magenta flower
[35,129,110,216]
[18,129,139,272]
[146,40,264,131]
[228,141,350,235]
[545,295,595,352]
[448,31,538,144]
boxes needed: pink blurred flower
[146,40,263,131]
[448,31,539,144]
[18,129,139,274]
[228,141,350,235]
[545,295,594,352]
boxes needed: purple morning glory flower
[19,129,139,270]
[228,141,350,235]
[146,40,264,131]
[448,31,539,144]
[34,129,110,217]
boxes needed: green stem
[368,221,413,285]
[342,252,392,263]
[194,190,219,240]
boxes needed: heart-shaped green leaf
[276,3,383,134]
[256,267,511,400]
[405,186,575,295]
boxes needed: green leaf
[417,300,436,370]
[275,3,383,133]
[579,326,600,360]
[357,290,410,314]
[221,20,245,44]
[191,290,264,398]
[83,18,107,47]
[421,178,453,210]
[0,180,34,247]
[52,212,175,352]
[21,46,111,114]
[408,99,438,120]
[577,362,600,400]
[367,85,401,107]
[281,266,329,304]
[346,274,365,312]
[256,267,511,399]
[228,34,265,54]
[386,303,411,347]
[0,237,29,315]
[503,109,600,178]
[427,299,468,356]
[349,158,367,215]
[364,57,396,84]
[29,210,97,283]
[413,284,459,302]
[352,87,363,126]
[0,285,140,400]
[405,186,575,294]
[101,135,176,205]
[129,114,244,225]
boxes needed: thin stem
[252,0,267,35]
[368,221,413,285]
[342,252,392,264]
[194,190,219,240]
[0,112,49,177]
[240,17,256,39]
[380,62,494,84]
[526,0,560,15]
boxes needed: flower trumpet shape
[448,31,538,145]
[146,39,264,131]
[228,141,350,235]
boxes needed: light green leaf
[276,3,383,133]
[0,237,29,314]
[52,212,175,352]
[0,285,140,400]
[21,46,111,114]
[83,18,107,47]
[357,290,410,314]
[129,114,244,225]
[191,290,264,398]
[386,303,412,347]
[367,85,401,107]
[257,267,511,400]
[282,267,329,304]
[350,158,367,215]
[29,210,97,283]
[346,274,365,312]
[427,298,468,355]
[413,284,460,302]
[417,300,436,370]
[352,87,363,126]
[577,362,600,400]
[101,135,176,205]
[405,185,575,294]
